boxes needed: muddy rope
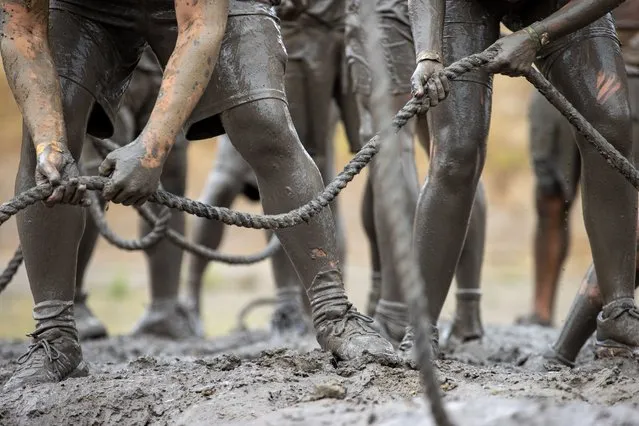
[0,50,638,295]
[88,135,284,263]
[359,2,451,425]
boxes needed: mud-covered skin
[1,1,86,205]
[347,0,486,345]
[409,0,637,352]
[548,217,639,366]
[26,0,385,360]
[76,49,190,339]
[523,3,639,327]
[186,0,359,330]
[99,0,229,206]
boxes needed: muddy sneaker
[3,301,88,392]
[446,290,484,346]
[131,298,203,339]
[515,313,552,327]
[309,270,397,362]
[372,299,408,347]
[74,293,108,341]
[594,298,639,359]
[270,287,311,336]
[366,272,382,316]
[398,325,440,368]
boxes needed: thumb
[411,75,425,98]
[39,162,61,185]
[99,156,116,177]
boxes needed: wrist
[35,140,66,156]
[524,21,550,51]
[416,50,442,65]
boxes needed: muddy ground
[1,322,638,426]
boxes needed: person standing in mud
[185,0,363,337]
[518,0,639,328]
[409,0,639,358]
[542,1,639,365]
[345,0,487,350]
[74,48,195,340]
[0,0,396,391]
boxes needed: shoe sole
[594,339,639,359]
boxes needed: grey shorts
[49,0,287,140]
[344,0,414,96]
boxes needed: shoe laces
[17,336,61,365]
[328,303,375,337]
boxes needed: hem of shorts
[187,88,288,138]
[58,74,117,128]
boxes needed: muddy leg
[131,140,197,339]
[221,99,395,361]
[449,182,486,342]
[3,79,93,391]
[185,135,247,316]
[73,138,111,340]
[543,35,639,357]
[371,94,419,346]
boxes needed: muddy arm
[0,0,66,151]
[138,0,229,166]
[408,0,445,56]
[533,0,627,43]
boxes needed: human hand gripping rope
[1,50,638,293]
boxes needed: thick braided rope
[88,137,282,262]
[86,191,171,251]
[0,248,23,293]
[360,2,454,425]
[135,203,281,264]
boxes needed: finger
[427,79,438,107]
[102,181,123,201]
[45,185,65,207]
[99,157,116,177]
[121,194,139,206]
[132,195,149,207]
[61,179,78,204]
[411,76,425,98]
[39,163,61,186]
[70,183,86,205]
[112,188,133,205]
[439,72,451,94]
[434,77,446,101]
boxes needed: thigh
[428,0,499,158]
[538,17,631,152]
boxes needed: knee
[589,103,633,157]
[429,128,485,188]
[227,100,312,176]
[535,189,567,225]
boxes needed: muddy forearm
[1,0,66,150]
[408,0,445,58]
[533,0,625,43]
[140,0,229,167]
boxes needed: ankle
[375,299,408,327]
[33,300,77,338]
[307,269,349,329]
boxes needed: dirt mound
[1,324,638,425]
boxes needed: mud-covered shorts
[529,70,639,198]
[281,16,361,154]
[49,0,287,140]
[345,0,415,96]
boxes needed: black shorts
[49,0,287,140]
